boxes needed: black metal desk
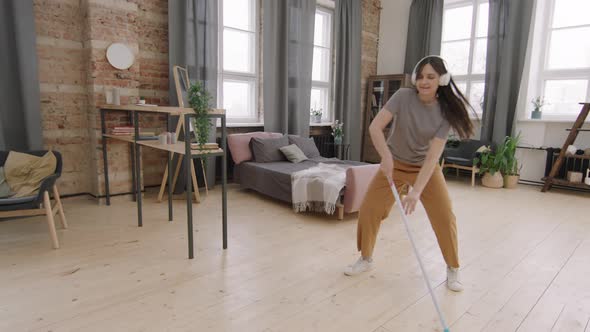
[100,105,227,259]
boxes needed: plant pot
[503,174,519,189]
[482,172,503,188]
[312,115,322,123]
[531,109,542,119]
[334,136,342,145]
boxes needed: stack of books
[110,126,157,140]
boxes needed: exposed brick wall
[34,0,169,197]
[361,0,381,131]
[34,0,380,196]
[34,0,92,196]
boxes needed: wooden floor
[1,179,589,332]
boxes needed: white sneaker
[344,257,373,276]
[446,267,464,292]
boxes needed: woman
[344,56,474,292]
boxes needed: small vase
[312,115,321,123]
[531,109,542,119]
[334,136,342,145]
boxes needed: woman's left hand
[401,189,421,215]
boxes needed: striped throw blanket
[291,163,350,215]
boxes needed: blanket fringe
[293,201,337,215]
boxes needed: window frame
[218,0,260,124]
[310,5,334,123]
[441,0,488,115]
[532,0,590,119]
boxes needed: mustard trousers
[356,160,459,268]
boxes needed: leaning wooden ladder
[156,66,209,203]
[541,102,590,192]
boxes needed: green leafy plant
[497,133,522,176]
[531,96,547,112]
[331,120,343,138]
[310,108,323,117]
[188,81,212,148]
[473,146,501,175]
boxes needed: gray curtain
[169,0,218,189]
[403,0,443,74]
[334,0,362,161]
[481,0,534,144]
[263,0,316,137]
[0,0,43,151]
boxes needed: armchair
[441,140,489,186]
[0,150,67,248]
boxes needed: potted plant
[310,108,322,123]
[531,96,547,119]
[188,81,212,148]
[331,120,344,144]
[473,146,503,188]
[498,134,522,189]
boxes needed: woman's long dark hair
[414,57,476,139]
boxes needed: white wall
[377,0,412,75]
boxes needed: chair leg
[456,167,459,177]
[53,185,68,229]
[471,168,476,187]
[44,191,59,249]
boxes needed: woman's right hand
[380,157,394,182]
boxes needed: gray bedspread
[234,157,366,203]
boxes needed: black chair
[441,140,489,186]
[0,150,67,248]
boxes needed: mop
[389,181,450,332]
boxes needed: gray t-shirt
[384,88,450,165]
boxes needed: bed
[228,132,379,219]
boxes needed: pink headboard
[227,131,283,164]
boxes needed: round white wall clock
[106,43,134,70]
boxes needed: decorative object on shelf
[138,97,146,105]
[188,81,212,148]
[310,107,323,123]
[567,170,583,183]
[106,43,135,70]
[585,169,590,186]
[331,120,344,145]
[191,143,218,150]
[111,88,120,105]
[531,96,547,119]
[566,144,578,156]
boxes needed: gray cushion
[279,144,308,163]
[287,135,320,158]
[0,195,36,205]
[251,136,289,163]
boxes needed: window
[441,0,488,114]
[218,0,258,123]
[310,7,333,123]
[533,0,590,118]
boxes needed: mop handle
[390,182,450,332]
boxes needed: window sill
[219,122,264,128]
[517,118,590,124]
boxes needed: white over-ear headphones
[411,55,452,87]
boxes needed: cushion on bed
[227,131,283,164]
[287,135,321,158]
[279,144,308,163]
[251,136,289,162]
